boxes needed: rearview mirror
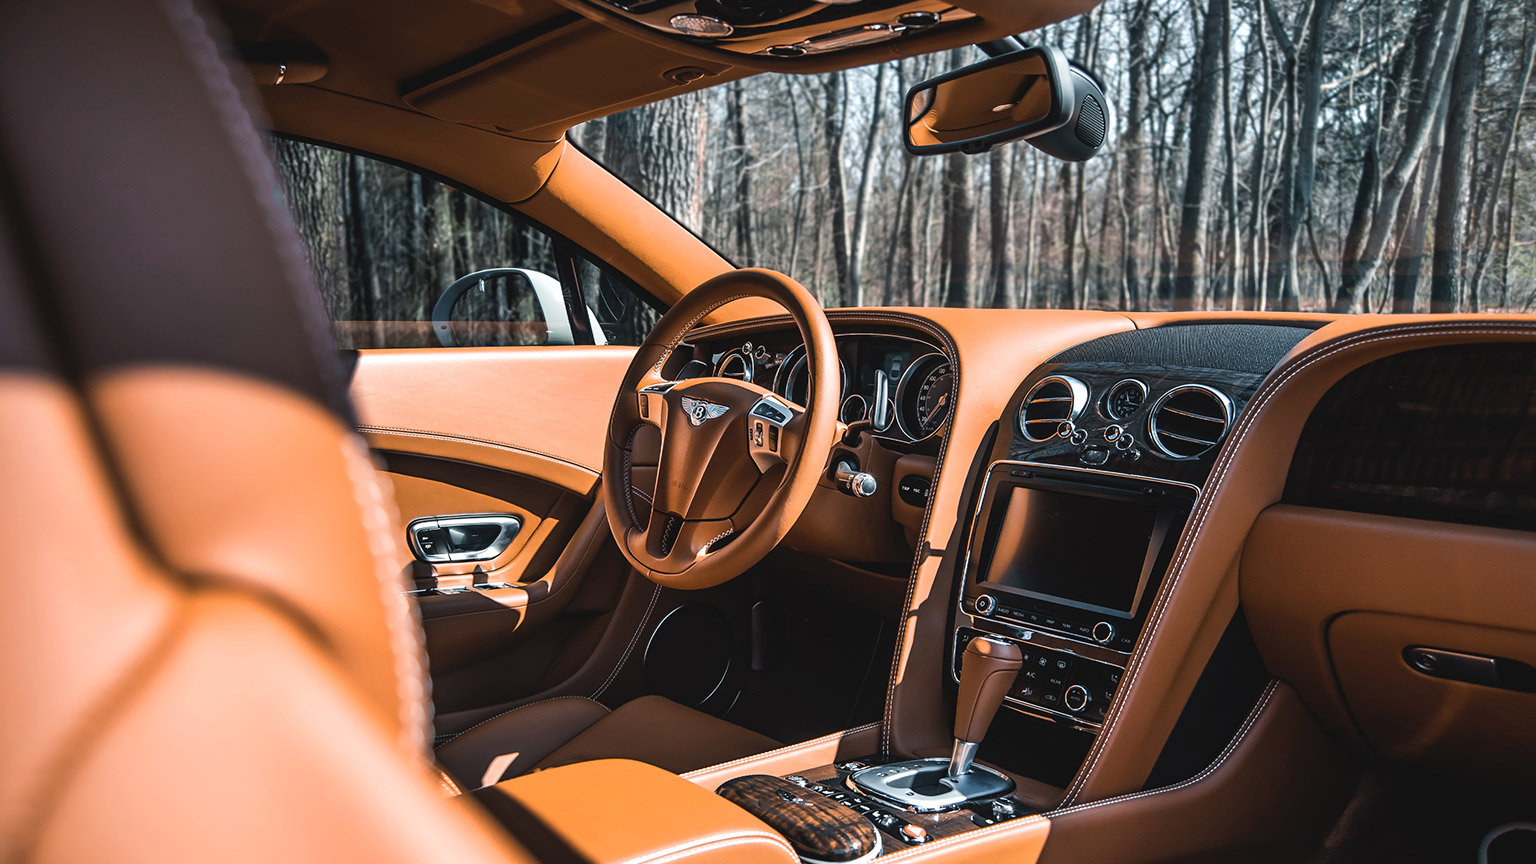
[904,45,1110,162]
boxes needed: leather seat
[0,1,767,861]
[437,695,780,789]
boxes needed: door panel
[351,346,635,482]
[349,346,640,737]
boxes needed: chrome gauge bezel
[895,352,953,441]
[773,344,848,408]
[713,347,755,382]
[1099,378,1149,421]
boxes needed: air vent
[1018,375,1088,442]
[1147,385,1233,460]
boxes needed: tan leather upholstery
[476,759,798,864]
[439,694,781,790]
[0,0,543,860]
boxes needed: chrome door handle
[406,514,522,564]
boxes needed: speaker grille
[1076,95,1106,149]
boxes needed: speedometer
[895,353,953,440]
[913,362,953,437]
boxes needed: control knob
[974,594,997,616]
[1092,621,1116,645]
[1063,684,1091,713]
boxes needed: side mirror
[904,45,1110,162]
[431,268,606,348]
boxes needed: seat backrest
[0,1,531,860]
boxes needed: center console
[953,462,1197,731]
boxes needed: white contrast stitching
[1053,680,1279,818]
[592,582,662,699]
[435,695,607,748]
[861,315,959,758]
[358,425,600,476]
[1063,321,1536,803]
[680,722,882,778]
[342,436,432,755]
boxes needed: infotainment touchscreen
[980,486,1169,619]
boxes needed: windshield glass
[576,0,1529,314]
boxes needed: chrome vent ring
[1018,375,1089,442]
[1147,384,1233,460]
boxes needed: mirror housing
[904,45,1110,162]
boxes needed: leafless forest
[577,0,1536,313]
[279,0,1536,335]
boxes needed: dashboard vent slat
[1148,385,1233,460]
[1018,376,1088,442]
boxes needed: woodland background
[577,0,1534,313]
[279,0,1536,332]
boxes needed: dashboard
[706,332,953,447]
[952,323,1312,740]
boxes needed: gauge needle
[922,392,949,427]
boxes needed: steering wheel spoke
[603,269,839,589]
[746,393,802,471]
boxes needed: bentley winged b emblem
[680,396,730,426]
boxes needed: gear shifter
[849,636,1021,811]
[949,636,1023,778]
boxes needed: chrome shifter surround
[849,758,1015,812]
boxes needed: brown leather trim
[1038,681,1355,864]
[1243,504,1536,776]
[362,427,600,495]
[1061,317,1536,805]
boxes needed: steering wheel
[602,268,840,590]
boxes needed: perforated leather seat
[0,1,767,860]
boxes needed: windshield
[577,0,1529,314]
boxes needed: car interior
[3,0,1534,862]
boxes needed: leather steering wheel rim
[602,268,839,590]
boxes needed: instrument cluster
[709,333,951,445]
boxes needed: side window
[271,138,655,348]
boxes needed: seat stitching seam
[342,437,433,754]
[592,581,662,699]
[1062,321,1536,803]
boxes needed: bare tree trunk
[824,71,852,305]
[849,65,888,307]
[1429,0,1485,313]
[728,81,756,265]
[1470,22,1536,305]
[941,148,974,307]
[1334,0,1467,311]
[987,146,1013,307]
[1173,0,1229,310]
[1120,0,1153,309]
